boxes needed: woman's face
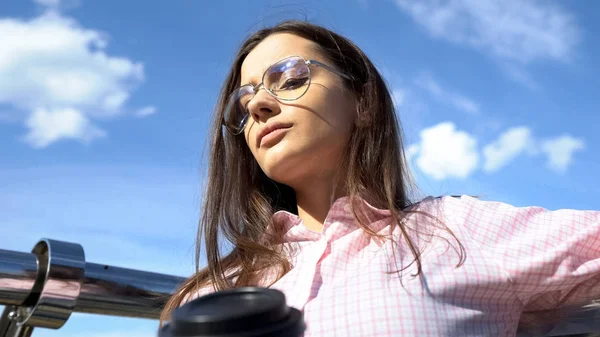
[240,33,356,187]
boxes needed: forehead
[240,33,322,83]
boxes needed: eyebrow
[239,73,259,88]
[238,46,325,87]
[239,62,268,88]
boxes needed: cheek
[243,121,259,152]
[305,89,355,136]
[291,101,354,160]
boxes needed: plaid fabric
[191,195,600,336]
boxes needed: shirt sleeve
[446,195,600,313]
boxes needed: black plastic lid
[159,287,305,337]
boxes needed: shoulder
[412,194,526,223]
[428,195,600,252]
[401,195,524,239]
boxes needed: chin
[260,161,294,185]
[258,151,300,185]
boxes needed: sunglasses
[223,55,352,135]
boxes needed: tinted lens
[264,57,310,100]
[224,85,254,133]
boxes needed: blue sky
[1,0,598,336]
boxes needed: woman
[161,21,600,336]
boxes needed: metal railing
[0,238,598,337]
[0,238,185,337]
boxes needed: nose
[246,87,281,124]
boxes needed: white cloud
[540,135,585,173]
[410,122,479,180]
[408,123,585,180]
[135,105,157,117]
[395,0,580,88]
[0,8,150,147]
[103,91,130,112]
[483,126,533,173]
[23,107,105,148]
[415,73,480,115]
[395,0,579,64]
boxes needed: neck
[294,174,347,233]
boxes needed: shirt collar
[268,196,393,243]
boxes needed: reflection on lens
[266,57,309,100]
[225,85,254,133]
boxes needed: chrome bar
[0,239,185,327]
[76,262,185,319]
[16,239,86,329]
[0,250,38,306]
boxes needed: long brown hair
[160,20,464,324]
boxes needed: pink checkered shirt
[192,195,600,336]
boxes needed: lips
[256,122,293,147]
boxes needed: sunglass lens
[224,85,254,133]
[264,57,310,100]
